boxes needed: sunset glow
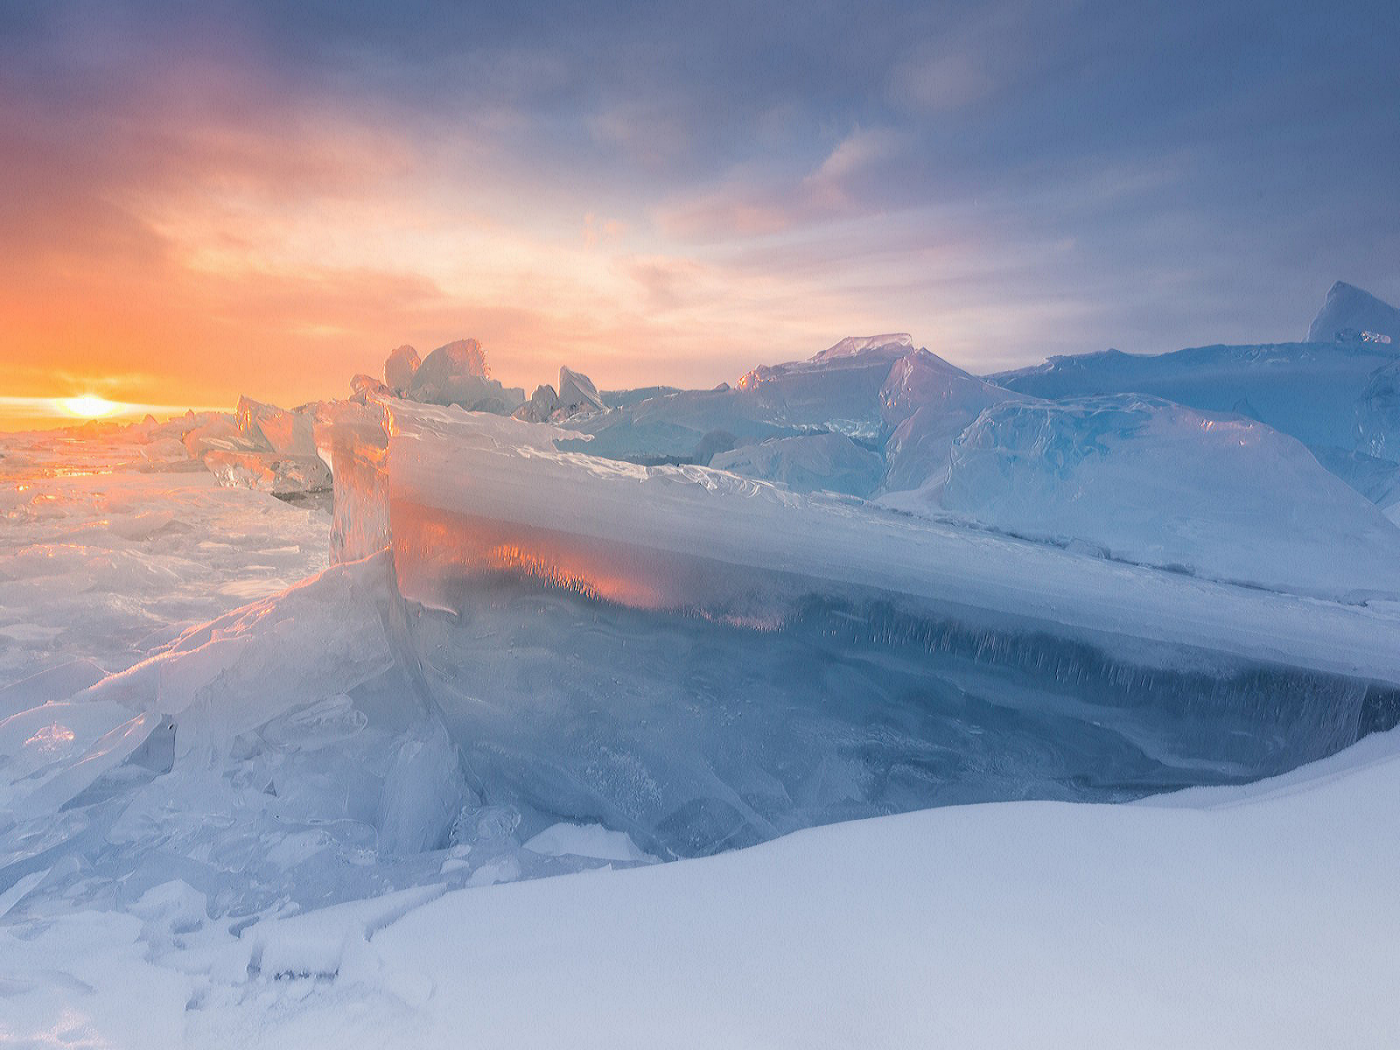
[1,3,1394,427]
[57,395,123,419]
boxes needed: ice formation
[882,394,1400,598]
[513,367,606,423]
[991,340,1400,450]
[557,366,606,416]
[5,303,1400,1043]
[709,432,883,497]
[1307,279,1400,344]
[1356,360,1400,463]
[405,339,525,413]
[383,344,421,396]
[989,284,1400,523]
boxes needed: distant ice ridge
[989,282,1400,524]
[881,394,1400,596]
[1307,280,1400,344]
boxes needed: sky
[1,0,1397,428]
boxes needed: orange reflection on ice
[391,500,669,612]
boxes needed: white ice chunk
[235,396,318,457]
[523,822,656,863]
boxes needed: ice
[1307,280,1400,344]
[878,349,1026,493]
[5,367,1400,1046]
[375,721,464,855]
[315,400,390,562]
[733,333,914,437]
[513,382,562,423]
[812,332,914,361]
[880,394,1400,600]
[8,391,1393,926]
[405,338,525,414]
[992,286,1400,465]
[557,366,606,416]
[710,432,883,496]
[235,396,318,457]
[1356,360,1400,462]
[183,415,263,457]
[0,702,171,820]
[351,373,392,398]
[203,450,332,497]
[992,340,1400,451]
[557,334,932,463]
[368,402,1400,858]
[556,383,791,462]
[0,437,329,688]
[513,368,605,424]
[383,344,421,396]
[0,658,107,719]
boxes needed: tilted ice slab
[557,335,916,463]
[387,402,1400,681]
[879,394,1400,600]
[992,341,1399,451]
[379,401,1400,857]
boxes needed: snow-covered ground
[3,724,1398,1048]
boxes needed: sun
[57,395,123,419]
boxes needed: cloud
[1,0,1397,429]
[654,127,914,241]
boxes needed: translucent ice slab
[379,402,1400,857]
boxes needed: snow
[2,726,1398,1048]
[522,822,655,862]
